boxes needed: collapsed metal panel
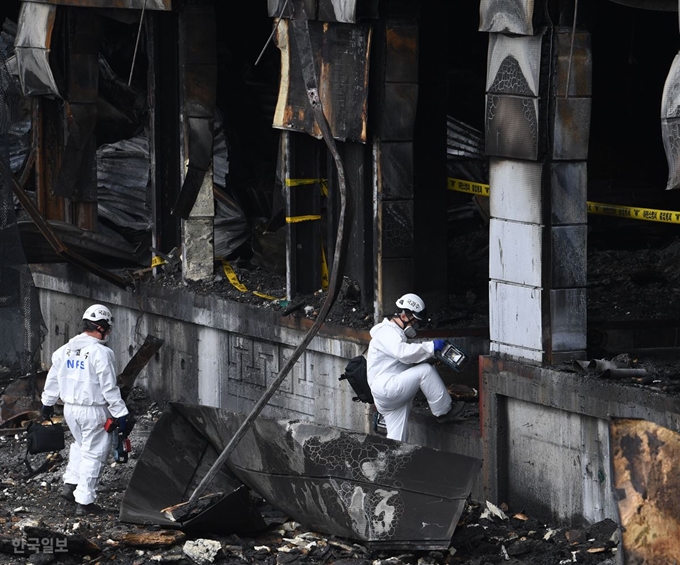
[273,18,371,143]
[119,404,267,534]
[169,403,482,550]
[610,418,680,563]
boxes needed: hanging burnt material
[52,8,101,200]
[273,17,371,143]
[0,49,47,374]
[171,4,216,219]
[610,418,680,562]
[134,403,482,550]
[14,2,61,98]
[661,6,680,191]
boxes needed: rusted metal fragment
[120,404,267,535]
[117,335,164,400]
[610,418,680,563]
[662,52,680,190]
[0,372,46,426]
[479,0,536,35]
[273,18,370,143]
[161,403,481,550]
[21,0,171,10]
[15,2,60,97]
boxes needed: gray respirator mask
[404,325,418,339]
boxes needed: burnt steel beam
[11,175,133,290]
[148,11,181,255]
[117,334,164,400]
[33,98,65,221]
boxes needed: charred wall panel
[273,19,370,143]
[379,142,413,199]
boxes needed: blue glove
[42,404,54,418]
[433,339,446,352]
[118,415,127,434]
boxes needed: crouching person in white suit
[367,293,465,442]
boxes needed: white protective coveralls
[367,318,452,442]
[41,333,128,505]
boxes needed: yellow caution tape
[587,201,680,225]
[286,178,329,197]
[222,261,248,292]
[253,290,279,300]
[222,260,279,301]
[286,215,322,223]
[151,256,166,268]
[448,177,680,225]
[447,177,490,197]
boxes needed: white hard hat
[395,293,426,320]
[82,304,114,326]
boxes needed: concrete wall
[31,264,487,499]
[481,356,680,527]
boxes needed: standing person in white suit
[367,293,466,442]
[41,304,129,516]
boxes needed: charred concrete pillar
[481,5,590,364]
[372,2,419,319]
[177,2,216,281]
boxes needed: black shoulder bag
[339,346,373,404]
[24,418,65,476]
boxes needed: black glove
[118,415,127,434]
[41,405,54,418]
[433,339,446,352]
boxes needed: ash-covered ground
[0,386,622,565]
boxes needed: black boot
[436,402,467,424]
[60,483,76,503]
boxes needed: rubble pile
[0,387,621,565]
